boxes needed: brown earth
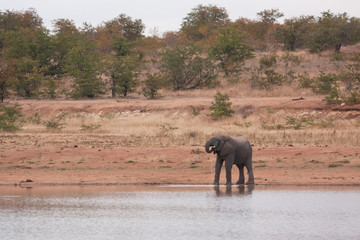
[1,96,360,186]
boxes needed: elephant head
[205,136,228,154]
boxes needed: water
[1,185,360,240]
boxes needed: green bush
[143,73,164,99]
[259,53,278,69]
[324,86,341,104]
[0,104,24,131]
[312,72,338,94]
[310,72,342,104]
[250,53,284,90]
[298,72,313,89]
[264,69,284,86]
[344,91,360,105]
[209,92,234,120]
[251,69,284,90]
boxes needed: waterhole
[1,185,359,240]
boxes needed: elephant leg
[236,164,245,184]
[213,156,223,185]
[245,158,255,185]
[225,156,234,185]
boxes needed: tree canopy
[1,6,360,100]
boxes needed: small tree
[160,44,217,90]
[0,104,23,131]
[341,55,360,105]
[143,73,163,99]
[209,92,234,120]
[281,52,302,83]
[51,18,80,76]
[0,60,14,102]
[275,15,315,51]
[256,9,284,47]
[251,53,284,89]
[257,9,284,25]
[103,35,141,98]
[14,57,43,98]
[41,78,57,99]
[181,4,229,40]
[209,25,254,76]
[105,54,139,98]
[65,39,104,98]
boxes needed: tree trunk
[335,43,342,54]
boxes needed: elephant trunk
[205,139,215,153]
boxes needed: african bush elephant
[205,135,254,185]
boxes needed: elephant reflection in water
[214,185,254,197]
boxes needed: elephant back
[233,135,249,145]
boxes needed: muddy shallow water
[1,185,360,240]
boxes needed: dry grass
[19,104,360,148]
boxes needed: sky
[1,0,360,35]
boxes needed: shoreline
[2,182,360,187]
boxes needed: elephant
[205,135,254,185]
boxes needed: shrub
[298,72,313,88]
[0,104,24,131]
[251,69,284,90]
[28,113,41,124]
[311,72,337,94]
[80,123,101,131]
[311,72,341,104]
[264,69,284,86]
[262,115,314,130]
[189,105,201,116]
[250,53,284,90]
[41,79,58,99]
[209,92,234,120]
[259,53,278,69]
[143,73,163,99]
[344,91,360,105]
[286,116,314,129]
[44,113,66,130]
[318,117,335,128]
[324,85,341,104]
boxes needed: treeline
[1,5,360,102]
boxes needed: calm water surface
[1,185,360,240]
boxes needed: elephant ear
[213,136,227,154]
